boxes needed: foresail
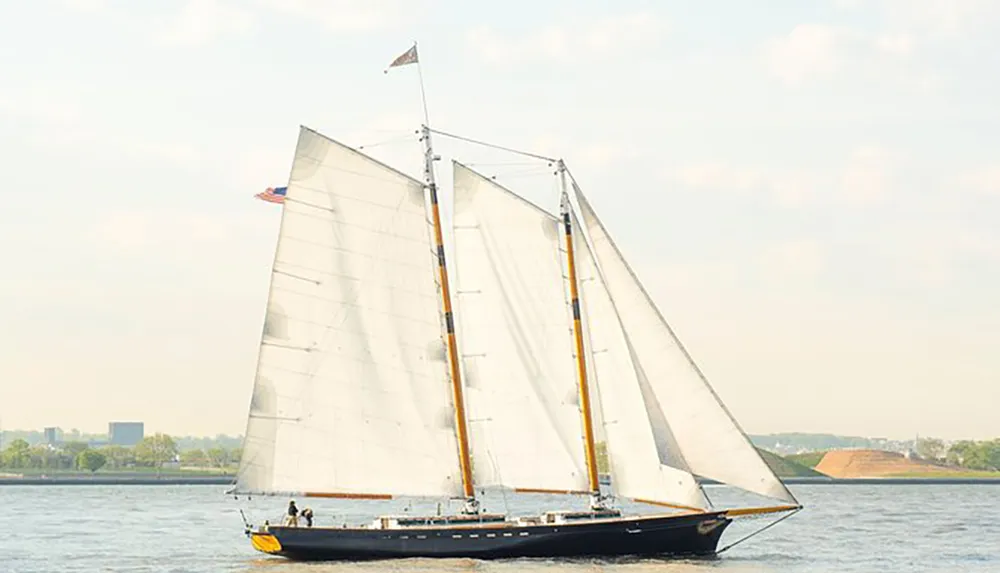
[452,162,589,494]
[573,211,708,510]
[575,189,797,505]
[236,126,462,498]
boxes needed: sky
[1,0,998,440]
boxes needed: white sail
[452,162,590,494]
[574,188,797,505]
[573,209,708,510]
[236,126,462,498]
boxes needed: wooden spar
[421,124,476,503]
[304,492,393,500]
[723,504,801,517]
[559,160,601,496]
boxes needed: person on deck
[302,507,314,527]
[285,499,299,526]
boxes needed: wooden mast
[558,160,602,503]
[422,124,477,509]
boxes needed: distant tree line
[0,430,243,450]
[943,440,1000,471]
[916,437,1000,471]
[0,433,241,472]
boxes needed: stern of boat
[249,528,283,555]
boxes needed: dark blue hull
[251,512,731,561]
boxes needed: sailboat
[231,120,801,560]
[231,46,799,558]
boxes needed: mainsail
[573,186,797,505]
[572,208,708,510]
[451,162,589,494]
[236,127,462,498]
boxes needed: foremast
[558,160,605,510]
[421,124,478,514]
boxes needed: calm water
[1,484,997,573]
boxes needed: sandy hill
[814,449,957,478]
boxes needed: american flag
[255,186,287,204]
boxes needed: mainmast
[421,124,477,513]
[558,160,603,508]
[386,41,477,513]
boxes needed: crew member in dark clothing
[286,499,299,526]
[302,507,314,527]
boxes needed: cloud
[88,209,264,256]
[765,23,917,86]
[758,240,825,281]
[877,223,1000,288]
[1,89,204,167]
[61,0,107,12]
[257,0,415,32]
[956,167,1000,196]
[839,146,899,204]
[156,0,255,47]
[466,12,666,67]
[666,163,814,206]
[664,145,899,206]
[23,121,202,167]
[844,0,1000,38]
[766,24,849,85]
[0,92,82,124]
[874,33,914,57]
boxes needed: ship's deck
[264,507,710,534]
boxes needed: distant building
[108,422,144,446]
[44,427,62,445]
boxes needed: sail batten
[452,162,590,494]
[573,185,797,505]
[235,126,462,498]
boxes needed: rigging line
[357,134,418,150]
[717,507,801,554]
[488,167,554,180]
[464,161,543,167]
[428,127,557,163]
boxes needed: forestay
[452,162,590,494]
[236,127,462,498]
[574,188,797,505]
[572,210,708,510]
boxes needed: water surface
[1,484,996,573]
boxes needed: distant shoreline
[0,474,234,486]
[777,476,1000,485]
[2,475,999,487]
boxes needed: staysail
[236,126,462,498]
[572,208,708,510]
[574,186,797,505]
[451,162,590,494]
